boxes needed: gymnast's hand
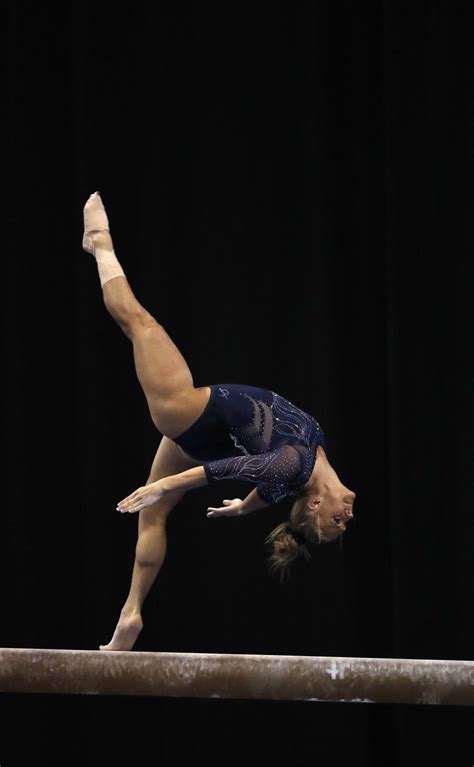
[206,498,245,518]
[116,480,166,513]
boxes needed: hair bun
[285,524,306,547]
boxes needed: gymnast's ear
[307,496,322,510]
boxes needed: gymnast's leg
[82,191,210,438]
[100,436,202,651]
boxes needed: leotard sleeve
[203,444,303,504]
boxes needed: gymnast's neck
[304,445,346,496]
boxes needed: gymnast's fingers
[206,500,237,518]
[206,506,229,518]
[117,491,142,512]
[117,502,141,513]
[117,496,141,506]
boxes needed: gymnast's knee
[139,492,183,526]
[107,301,159,340]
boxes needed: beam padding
[0,649,472,705]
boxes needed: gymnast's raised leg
[82,192,208,649]
[82,192,210,439]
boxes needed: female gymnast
[82,191,356,651]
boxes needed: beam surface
[0,649,473,705]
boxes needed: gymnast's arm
[116,466,208,513]
[116,465,271,516]
[160,466,270,516]
[161,468,268,518]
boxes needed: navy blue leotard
[173,383,327,505]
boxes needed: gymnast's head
[265,485,356,581]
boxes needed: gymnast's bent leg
[82,191,210,438]
[100,436,201,651]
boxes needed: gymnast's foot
[83,191,114,255]
[99,609,143,651]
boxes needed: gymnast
[82,192,356,651]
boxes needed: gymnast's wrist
[159,466,207,494]
[159,476,177,494]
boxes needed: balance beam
[0,649,472,705]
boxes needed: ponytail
[265,520,310,581]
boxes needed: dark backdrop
[4,2,473,766]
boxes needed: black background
[4,2,473,765]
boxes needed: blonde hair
[265,493,335,581]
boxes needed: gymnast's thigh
[147,435,203,484]
[138,436,203,529]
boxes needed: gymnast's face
[308,490,356,541]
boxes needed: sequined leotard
[173,383,327,504]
